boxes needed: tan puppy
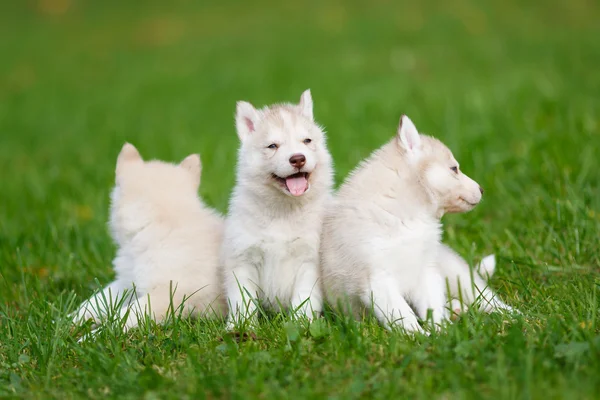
[73,144,226,331]
[321,115,513,332]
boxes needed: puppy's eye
[303,138,312,145]
[267,144,278,149]
[450,166,458,173]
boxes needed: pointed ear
[235,101,260,142]
[397,115,421,152]
[180,153,201,186]
[299,89,313,120]
[116,142,142,175]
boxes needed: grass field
[1,0,599,398]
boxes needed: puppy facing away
[73,144,226,330]
[320,115,513,332]
[222,89,334,327]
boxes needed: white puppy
[222,90,334,327]
[321,115,513,332]
[73,144,226,330]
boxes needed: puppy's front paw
[387,320,427,336]
[449,299,468,319]
[225,318,237,332]
[225,316,258,332]
[77,327,102,343]
[408,325,430,337]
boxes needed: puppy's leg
[362,271,422,333]
[412,266,449,328]
[438,248,479,311]
[291,262,322,320]
[437,245,515,314]
[473,280,516,314]
[477,254,496,280]
[118,284,190,331]
[474,256,515,313]
[225,264,260,330]
[72,280,135,324]
[118,297,145,331]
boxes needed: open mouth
[272,172,310,197]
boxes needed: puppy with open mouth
[222,90,333,328]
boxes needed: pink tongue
[285,175,308,196]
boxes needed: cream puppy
[321,115,512,332]
[73,144,226,330]
[222,90,334,327]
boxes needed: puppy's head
[109,143,201,242]
[234,89,330,198]
[396,115,483,215]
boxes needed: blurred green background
[1,0,599,398]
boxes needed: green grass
[1,0,599,398]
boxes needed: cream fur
[222,89,334,327]
[320,115,513,333]
[441,249,514,315]
[73,144,226,330]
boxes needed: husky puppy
[321,115,513,332]
[222,90,334,327]
[73,144,226,330]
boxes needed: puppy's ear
[180,153,202,186]
[116,143,142,175]
[235,101,260,142]
[299,89,313,121]
[397,115,422,153]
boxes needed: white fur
[398,114,421,152]
[441,250,516,315]
[72,144,227,330]
[320,115,513,333]
[222,89,334,327]
[478,254,497,279]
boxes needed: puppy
[73,144,226,330]
[320,115,513,332]
[222,90,334,327]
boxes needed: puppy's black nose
[289,153,306,169]
[479,186,484,195]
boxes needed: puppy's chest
[256,212,320,245]
[256,218,319,275]
[373,220,441,270]
[237,209,321,272]
[256,225,317,301]
[260,226,317,268]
